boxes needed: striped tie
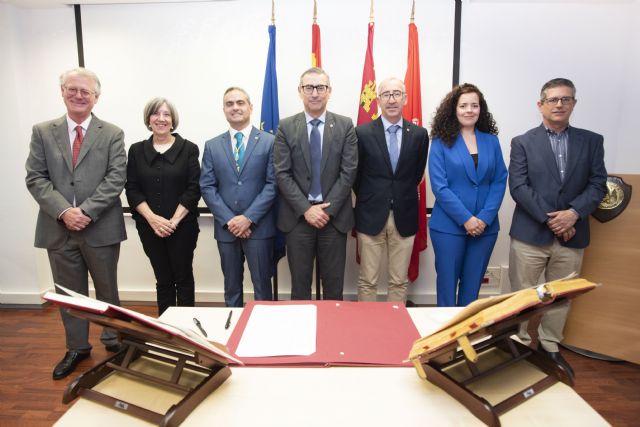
[234,132,245,171]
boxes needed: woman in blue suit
[429,84,507,306]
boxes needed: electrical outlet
[482,266,502,291]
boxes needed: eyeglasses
[542,96,574,105]
[300,85,329,95]
[379,90,404,101]
[63,86,96,98]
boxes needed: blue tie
[234,132,245,172]
[388,124,400,173]
[309,119,322,199]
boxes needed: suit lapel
[535,125,562,185]
[297,113,312,174]
[239,127,261,175]
[475,130,489,182]
[52,116,73,172]
[372,118,393,174]
[454,133,478,184]
[320,112,335,174]
[563,127,580,185]
[221,132,237,175]
[75,114,100,168]
[396,119,414,176]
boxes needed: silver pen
[193,317,208,337]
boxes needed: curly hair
[430,83,498,147]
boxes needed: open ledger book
[408,276,597,377]
[43,285,242,365]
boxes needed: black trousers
[136,219,199,315]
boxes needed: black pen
[225,310,233,330]
[193,317,208,337]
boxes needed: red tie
[72,125,83,167]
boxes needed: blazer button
[238,181,243,186]
[70,182,74,186]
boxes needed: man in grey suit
[274,67,358,300]
[201,87,277,307]
[509,78,607,378]
[25,67,127,380]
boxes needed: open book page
[47,285,242,364]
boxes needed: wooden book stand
[62,309,231,427]
[409,278,597,427]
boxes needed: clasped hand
[547,209,578,241]
[464,216,486,237]
[61,207,91,231]
[148,214,176,238]
[304,203,331,229]
[227,215,252,239]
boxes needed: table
[55,306,609,427]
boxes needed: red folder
[226,301,420,367]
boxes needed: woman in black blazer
[126,98,201,315]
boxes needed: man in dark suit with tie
[273,68,358,300]
[354,77,429,302]
[25,67,127,379]
[201,87,277,307]
[509,78,607,378]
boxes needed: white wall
[2,0,638,305]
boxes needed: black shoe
[105,343,124,353]
[52,351,90,380]
[540,347,575,379]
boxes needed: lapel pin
[330,123,334,128]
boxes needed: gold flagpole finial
[313,0,318,24]
[369,0,374,23]
[271,0,275,25]
[410,0,415,23]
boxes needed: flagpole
[369,0,374,23]
[271,0,275,25]
[410,0,415,23]
[313,0,317,24]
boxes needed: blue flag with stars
[260,24,285,275]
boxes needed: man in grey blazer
[274,67,358,300]
[509,78,607,378]
[201,87,277,307]
[25,67,127,380]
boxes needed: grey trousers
[48,234,121,352]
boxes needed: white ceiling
[2,0,227,9]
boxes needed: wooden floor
[1,304,638,427]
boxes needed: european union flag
[260,24,285,276]
[261,24,279,135]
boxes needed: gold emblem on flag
[360,81,377,113]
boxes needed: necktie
[388,124,400,173]
[234,132,245,172]
[72,125,83,168]
[309,119,322,199]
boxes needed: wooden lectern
[44,289,239,427]
[409,278,597,427]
